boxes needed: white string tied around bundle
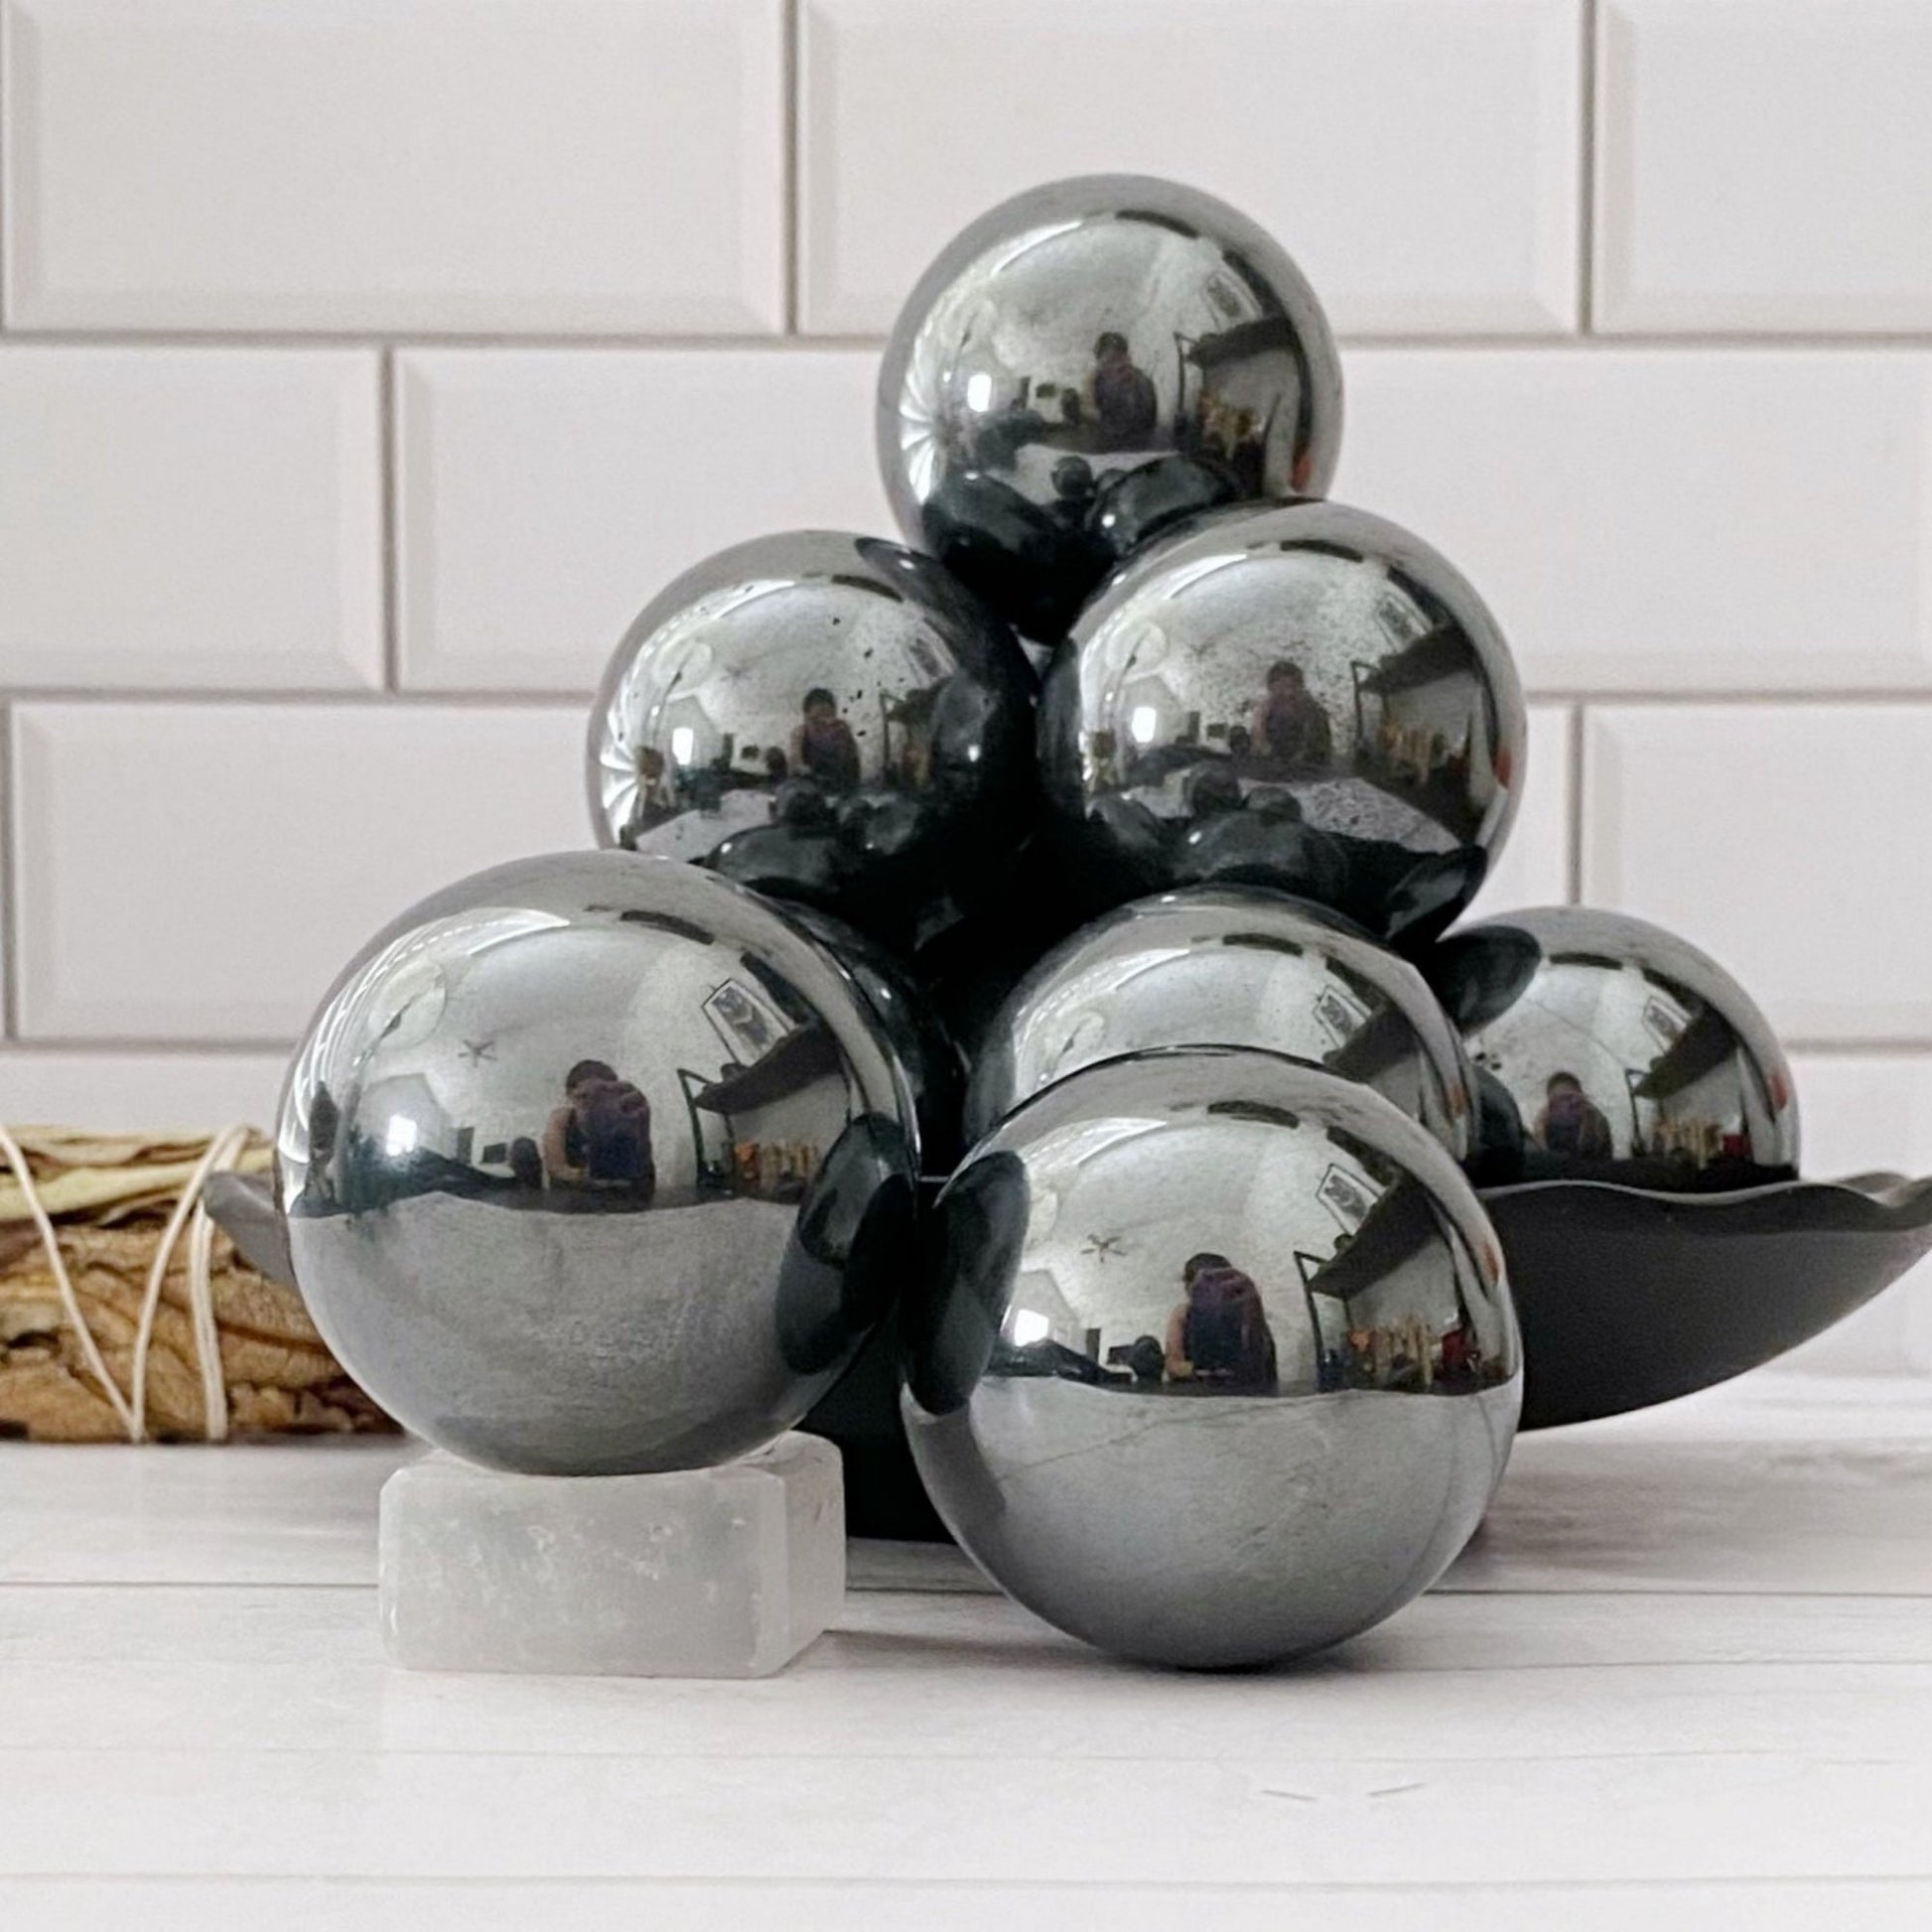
[0,1122,256,1444]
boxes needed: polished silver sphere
[1039,498,1527,948]
[965,885,1476,1160]
[588,530,1038,943]
[1426,905,1800,1190]
[879,175,1343,642]
[902,1047,1521,1669]
[278,851,927,1475]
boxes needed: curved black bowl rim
[1478,1169,1932,1431]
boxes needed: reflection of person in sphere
[1534,1071,1614,1162]
[790,687,862,793]
[542,1059,655,1202]
[1259,658,1333,771]
[1090,331,1159,449]
[1165,1252,1278,1392]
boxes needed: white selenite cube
[378,1433,845,1677]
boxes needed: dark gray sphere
[879,175,1343,641]
[903,1047,1521,1669]
[588,530,1037,943]
[965,885,1476,1160]
[1426,905,1800,1190]
[278,852,927,1475]
[1039,498,1528,947]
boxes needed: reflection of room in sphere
[932,237,1307,506]
[990,1107,1497,1397]
[1018,932,1436,1130]
[1087,554,1503,850]
[596,580,958,848]
[297,912,856,1215]
[1297,1180,1499,1395]
[1348,625,1493,833]
[1470,957,1781,1173]
[687,1018,848,1205]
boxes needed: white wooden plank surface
[8,1376,1929,1592]
[1,1374,1927,1910]
[3,1876,1930,1932]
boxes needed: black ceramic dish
[1486,1170,1932,1431]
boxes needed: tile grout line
[16,686,1932,711]
[378,347,401,693]
[4,1032,1932,1059]
[782,0,801,337]
[0,0,9,337]
[1578,0,1599,334]
[1565,702,1587,903]
[2,1039,295,1057]
[8,328,1932,353]
[0,689,595,710]
[0,705,17,1040]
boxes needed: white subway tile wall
[396,348,888,691]
[1,0,1927,1375]
[12,703,588,1040]
[2,0,788,335]
[0,347,385,691]
[1595,0,1932,334]
[798,0,1583,337]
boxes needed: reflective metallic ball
[1039,498,1528,947]
[588,530,1038,943]
[902,1047,1521,1669]
[278,851,926,1475]
[878,175,1343,641]
[965,885,1476,1160]
[1426,905,1800,1191]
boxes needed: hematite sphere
[902,1047,1521,1670]
[1039,498,1527,948]
[587,530,1037,943]
[878,176,1343,642]
[965,885,1476,1160]
[278,851,926,1476]
[1426,905,1800,1192]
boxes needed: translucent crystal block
[378,1433,845,1677]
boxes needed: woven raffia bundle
[0,1125,394,1443]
